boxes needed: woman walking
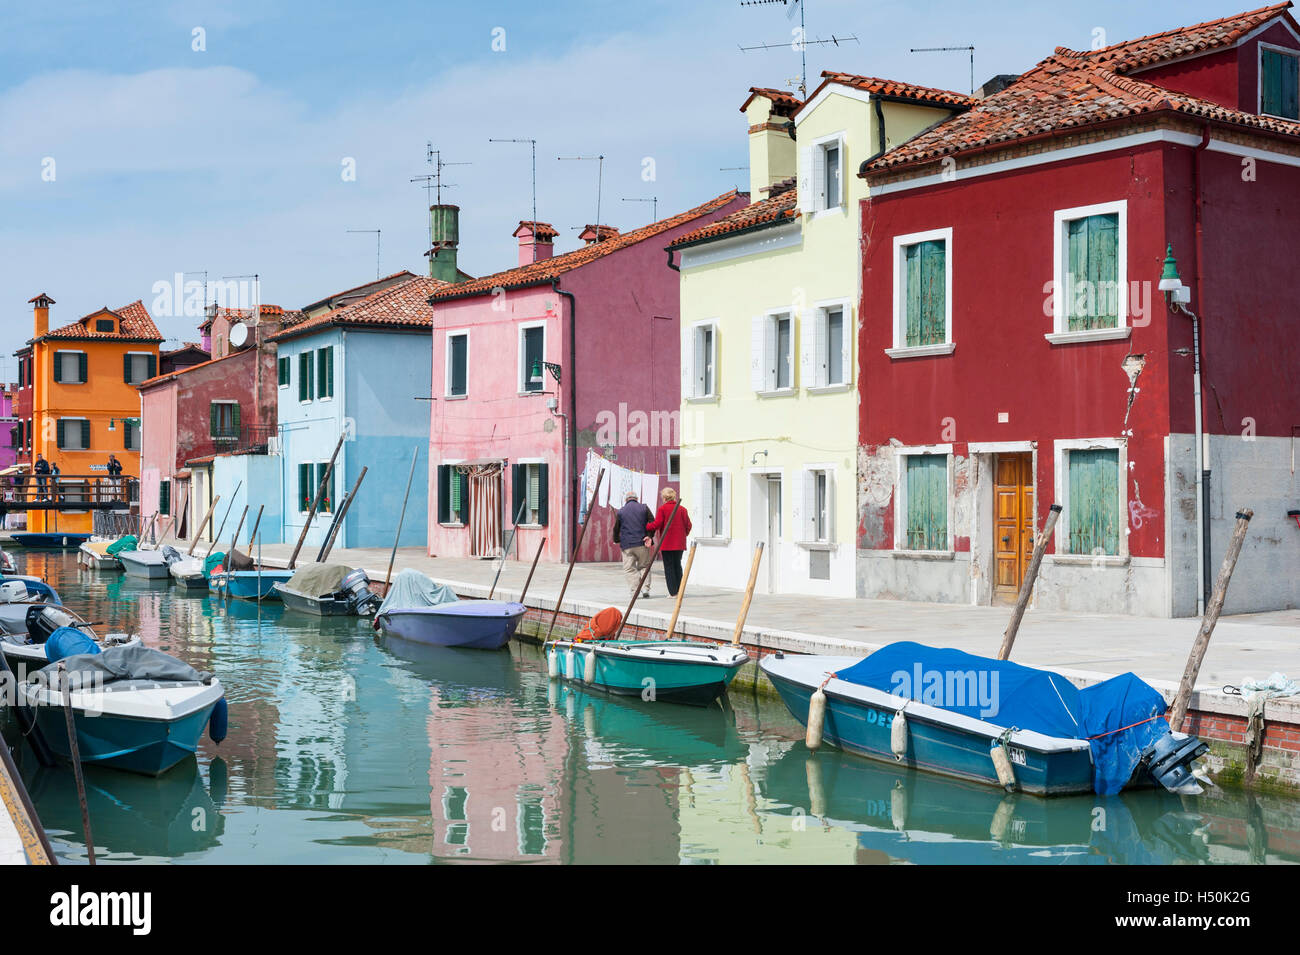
[647,487,691,597]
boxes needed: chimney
[976,74,1020,99]
[579,224,619,246]
[514,221,557,265]
[742,88,799,205]
[29,293,54,338]
[428,204,461,282]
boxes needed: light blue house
[268,275,441,552]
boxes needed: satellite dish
[229,322,250,349]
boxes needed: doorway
[766,475,782,593]
[993,452,1035,603]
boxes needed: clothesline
[579,450,661,523]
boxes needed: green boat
[544,638,749,706]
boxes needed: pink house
[427,191,746,563]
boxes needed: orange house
[25,293,163,532]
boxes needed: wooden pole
[383,448,419,595]
[544,467,605,643]
[289,432,346,569]
[318,467,367,563]
[205,480,243,558]
[731,542,765,646]
[518,537,547,605]
[227,505,249,567]
[664,542,698,642]
[247,504,264,552]
[613,502,680,641]
[57,662,95,865]
[187,494,220,556]
[1169,508,1254,732]
[166,486,190,545]
[997,503,1062,661]
[490,497,528,599]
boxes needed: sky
[0,0,1249,372]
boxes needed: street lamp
[1160,245,1207,615]
[529,359,562,386]
[106,417,140,432]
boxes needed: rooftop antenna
[410,142,469,206]
[620,196,658,222]
[183,270,208,313]
[557,154,606,241]
[739,0,858,98]
[219,273,260,322]
[489,137,538,229]
[346,229,382,279]
[909,44,976,95]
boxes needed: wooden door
[993,453,1035,601]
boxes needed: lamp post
[1159,245,1206,616]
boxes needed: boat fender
[890,707,908,761]
[805,757,826,817]
[564,691,576,721]
[547,647,559,679]
[209,697,229,745]
[547,680,558,708]
[564,647,575,680]
[890,780,907,831]
[583,703,596,736]
[990,729,1017,791]
[583,649,597,684]
[805,688,827,751]
[989,794,1017,842]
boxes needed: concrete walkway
[209,539,1300,692]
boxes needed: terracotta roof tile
[669,190,797,248]
[271,275,449,342]
[430,191,743,301]
[803,72,976,112]
[864,5,1300,174]
[514,221,559,240]
[41,300,163,342]
[739,87,802,116]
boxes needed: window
[1051,201,1127,339]
[299,461,335,513]
[123,419,141,452]
[889,229,952,355]
[521,325,545,393]
[13,422,21,449]
[823,142,841,210]
[297,351,314,402]
[54,351,88,384]
[437,464,469,525]
[903,454,948,551]
[1261,45,1299,119]
[696,470,730,539]
[210,401,240,440]
[1066,448,1120,556]
[278,356,290,388]
[17,360,24,389]
[804,303,851,389]
[512,462,548,526]
[800,133,845,214]
[316,346,334,399]
[666,450,680,482]
[159,479,171,516]
[447,332,468,398]
[752,311,795,394]
[56,418,90,451]
[517,797,546,856]
[96,318,115,332]
[686,322,718,399]
[798,468,834,544]
[123,352,156,385]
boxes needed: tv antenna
[620,196,658,222]
[739,0,858,98]
[220,273,261,324]
[909,44,976,95]
[490,137,538,228]
[183,270,209,312]
[346,229,381,279]
[557,154,606,241]
[410,142,469,205]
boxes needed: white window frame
[518,321,547,395]
[795,465,837,548]
[1048,200,1132,344]
[277,355,290,390]
[694,468,731,543]
[1051,438,1129,563]
[1258,42,1300,120]
[892,443,955,556]
[57,416,90,451]
[666,450,680,482]
[315,346,335,402]
[54,350,88,384]
[887,228,955,358]
[803,298,854,392]
[445,330,470,399]
[124,351,153,385]
[753,308,797,396]
[799,130,846,216]
[684,320,720,402]
[211,400,239,440]
[516,458,545,527]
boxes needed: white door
[766,476,782,593]
[194,470,207,541]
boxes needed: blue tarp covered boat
[373,568,525,649]
[762,642,1208,797]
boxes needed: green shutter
[511,465,523,524]
[905,454,948,550]
[123,354,131,383]
[159,479,170,515]
[147,354,157,380]
[123,420,133,450]
[317,463,334,513]
[83,420,91,449]
[537,465,549,526]
[278,356,289,386]
[905,241,946,346]
[77,353,87,383]
[1067,214,1119,330]
[437,465,450,524]
[299,463,312,511]
[1261,48,1298,117]
[231,403,241,436]
[210,403,219,437]
[57,419,66,449]
[1068,448,1119,556]
[904,244,922,347]
[298,353,311,401]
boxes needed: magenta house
[427,191,746,564]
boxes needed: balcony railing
[1,474,138,510]
[182,424,276,465]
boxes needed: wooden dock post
[518,537,547,605]
[613,502,680,641]
[731,542,765,647]
[318,467,367,563]
[205,480,243,558]
[289,432,346,569]
[187,495,220,556]
[664,542,697,641]
[544,468,605,643]
[1169,509,1254,732]
[997,503,1062,661]
[383,448,419,595]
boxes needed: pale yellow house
[669,74,972,597]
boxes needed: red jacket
[647,501,691,551]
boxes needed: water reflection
[4,553,1297,865]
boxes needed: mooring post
[997,503,1062,661]
[731,542,765,647]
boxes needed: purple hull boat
[374,600,527,650]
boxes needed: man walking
[613,490,654,598]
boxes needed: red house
[856,4,1300,617]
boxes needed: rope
[819,671,837,690]
[1086,712,1168,740]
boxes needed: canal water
[5,552,1299,864]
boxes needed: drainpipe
[552,280,579,563]
[1193,125,1210,615]
[864,96,888,165]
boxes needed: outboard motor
[340,568,379,615]
[161,544,182,565]
[25,604,80,644]
[1143,732,1210,795]
[0,580,28,603]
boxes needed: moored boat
[209,569,294,601]
[1,604,139,673]
[77,539,124,570]
[545,636,749,706]
[117,547,179,580]
[10,532,92,549]
[272,563,379,617]
[372,568,524,649]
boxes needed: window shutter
[1068,449,1119,556]
[210,403,219,437]
[824,470,837,543]
[710,324,720,395]
[904,245,922,346]
[812,144,827,212]
[537,464,549,526]
[719,472,732,539]
[840,306,853,386]
[815,309,830,387]
[327,348,335,397]
[799,314,814,389]
[697,472,714,535]
[1088,215,1119,329]
[231,403,242,436]
[797,146,814,215]
[78,353,87,383]
[750,316,766,392]
[123,354,131,383]
[1066,219,1089,331]
[437,465,449,524]
[57,419,65,449]
[159,480,170,515]
[123,420,132,450]
[793,469,809,542]
[682,327,695,399]
[81,420,91,450]
[147,354,157,380]
[511,464,523,524]
[921,241,947,345]
[299,463,312,511]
